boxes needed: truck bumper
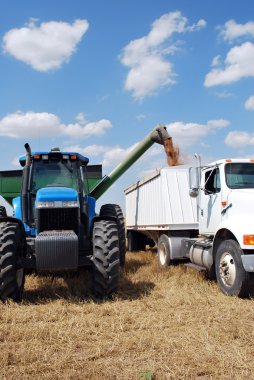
[241,255,254,272]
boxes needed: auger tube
[89,125,170,200]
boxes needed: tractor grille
[37,208,79,234]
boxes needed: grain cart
[0,125,171,302]
[125,158,254,297]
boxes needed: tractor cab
[17,148,91,236]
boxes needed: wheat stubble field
[0,250,254,380]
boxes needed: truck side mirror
[189,167,200,198]
[189,188,199,198]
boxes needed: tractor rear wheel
[0,221,25,302]
[100,204,126,266]
[92,220,120,299]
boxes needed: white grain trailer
[125,160,254,297]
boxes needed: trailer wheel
[158,234,171,267]
[0,206,7,218]
[100,204,126,266]
[92,220,120,299]
[215,239,251,297]
[0,221,25,302]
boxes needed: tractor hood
[36,187,78,204]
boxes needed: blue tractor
[0,125,170,301]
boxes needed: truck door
[199,166,222,235]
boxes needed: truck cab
[198,159,254,249]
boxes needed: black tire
[0,206,7,218]
[92,220,120,299]
[215,239,251,297]
[157,234,171,267]
[0,221,25,302]
[100,204,126,266]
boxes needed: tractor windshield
[30,159,80,192]
[225,163,254,189]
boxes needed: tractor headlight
[62,201,79,208]
[37,201,55,208]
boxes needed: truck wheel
[92,220,120,299]
[158,234,171,267]
[0,206,7,218]
[0,221,25,302]
[100,204,126,266]
[215,239,251,297]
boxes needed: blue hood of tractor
[36,187,78,202]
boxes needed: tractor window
[225,163,254,189]
[204,167,221,194]
[30,160,80,192]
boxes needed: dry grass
[1,250,254,379]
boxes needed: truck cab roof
[204,158,254,168]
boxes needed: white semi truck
[125,158,254,297]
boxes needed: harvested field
[0,250,254,380]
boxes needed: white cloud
[64,143,138,168]
[64,138,167,169]
[3,19,89,71]
[211,55,221,67]
[215,91,233,98]
[204,42,254,87]
[0,111,112,139]
[225,131,254,147]
[245,95,254,110]
[166,119,229,146]
[220,19,254,41]
[120,11,206,99]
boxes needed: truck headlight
[62,201,79,208]
[37,201,55,208]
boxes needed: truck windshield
[30,159,80,192]
[225,163,254,189]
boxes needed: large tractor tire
[92,220,120,299]
[0,221,25,302]
[0,206,7,218]
[100,204,126,266]
[215,239,251,297]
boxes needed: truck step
[184,262,206,271]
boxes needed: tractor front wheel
[0,221,25,302]
[92,220,120,299]
[100,204,126,266]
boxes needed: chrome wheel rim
[158,243,166,265]
[219,252,236,287]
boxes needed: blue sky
[0,0,254,211]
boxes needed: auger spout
[89,124,171,200]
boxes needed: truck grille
[37,208,79,234]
